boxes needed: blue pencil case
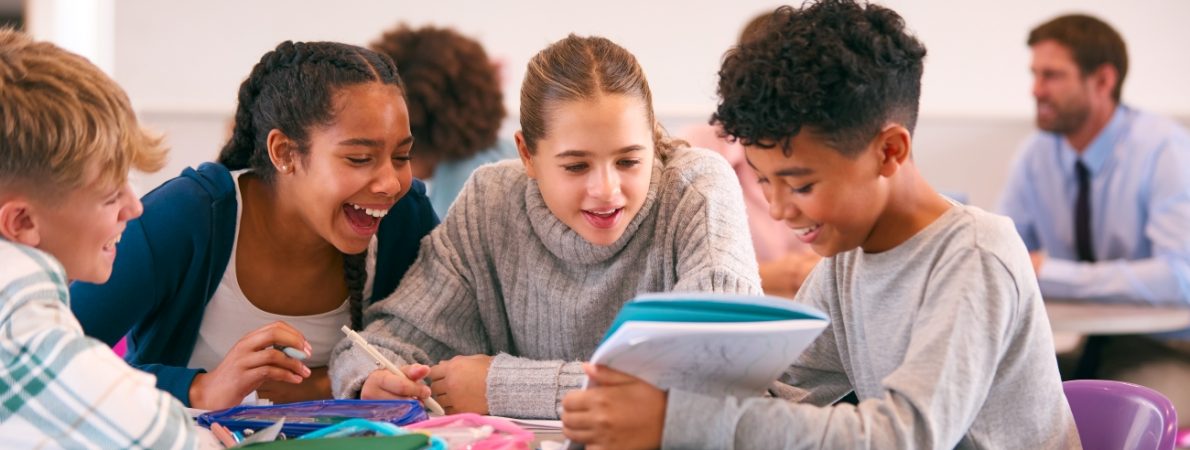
[196,399,428,437]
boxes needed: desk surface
[1045,300,1190,335]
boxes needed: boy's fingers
[559,406,593,428]
[562,421,598,443]
[585,364,638,386]
[560,391,591,412]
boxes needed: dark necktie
[1074,160,1095,262]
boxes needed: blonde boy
[0,29,197,448]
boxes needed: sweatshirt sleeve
[770,261,853,406]
[662,247,1022,449]
[670,150,763,295]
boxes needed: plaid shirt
[0,240,197,449]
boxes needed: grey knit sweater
[330,147,762,418]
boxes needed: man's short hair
[713,0,927,156]
[1028,14,1128,103]
[0,28,165,199]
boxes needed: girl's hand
[428,354,493,414]
[189,321,312,410]
[360,364,433,401]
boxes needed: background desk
[1045,300,1190,378]
[1046,300,1190,335]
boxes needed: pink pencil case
[404,413,533,450]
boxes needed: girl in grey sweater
[329,34,763,419]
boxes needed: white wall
[26,0,114,74]
[111,0,1190,208]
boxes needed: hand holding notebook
[563,292,829,449]
[585,292,829,397]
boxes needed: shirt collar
[1058,105,1131,175]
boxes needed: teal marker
[275,346,308,361]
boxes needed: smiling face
[1030,40,1094,134]
[517,94,655,246]
[26,171,143,283]
[745,131,892,258]
[278,82,414,255]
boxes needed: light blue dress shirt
[427,138,518,217]
[999,105,1190,307]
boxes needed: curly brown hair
[371,25,505,162]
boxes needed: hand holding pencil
[342,326,446,415]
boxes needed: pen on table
[340,325,446,415]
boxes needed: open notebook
[587,292,829,398]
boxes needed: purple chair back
[1063,380,1178,450]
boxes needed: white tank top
[187,170,373,372]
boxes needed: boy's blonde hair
[0,28,166,199]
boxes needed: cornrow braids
[217,40,403,182]
[218,40,403,330]
[343,252,368,330]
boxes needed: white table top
[1045,299,1190,335]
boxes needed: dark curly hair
[371,25,505,162]
[217,40,403,330]
[713,0,927,156]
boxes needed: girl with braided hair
[70,40,438,410]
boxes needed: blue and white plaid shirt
[0,239,198,449]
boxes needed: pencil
[340,325,446,415]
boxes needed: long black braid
[218,41,404,329]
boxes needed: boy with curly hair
[0,29,198,447]
[559,1,1080,448]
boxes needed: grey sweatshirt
[330,148,762,418]
[664,204,1081,449]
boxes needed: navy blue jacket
[70,162,438,405]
